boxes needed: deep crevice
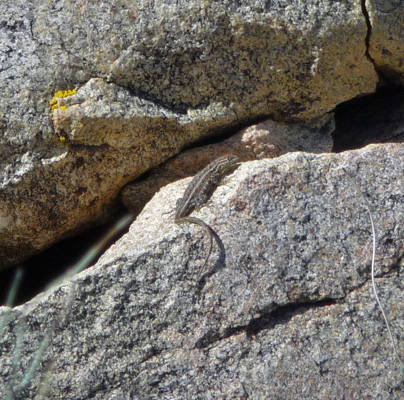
[332,84,404,152]
[361,0,374,64]
[180,113,272,151]
[0,206,131,306]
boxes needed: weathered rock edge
[1,143,403,399]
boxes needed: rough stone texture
[109,1,376,122]
[367,0,404,83]
[1,143,403,399]
[0,0,377,269]
[122,115,334,214]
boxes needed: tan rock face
[367,0,404,83]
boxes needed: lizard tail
[199,223,213,278]
[182,217,213,277]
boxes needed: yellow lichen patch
[54,89,77,98]
[59,135,72,145]
[49,88,77,110]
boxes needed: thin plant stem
[5,268,23,307]
[342,167,404,373]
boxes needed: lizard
[175,154,239,276]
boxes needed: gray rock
[0,0,377,269]
[1,143,403,399]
